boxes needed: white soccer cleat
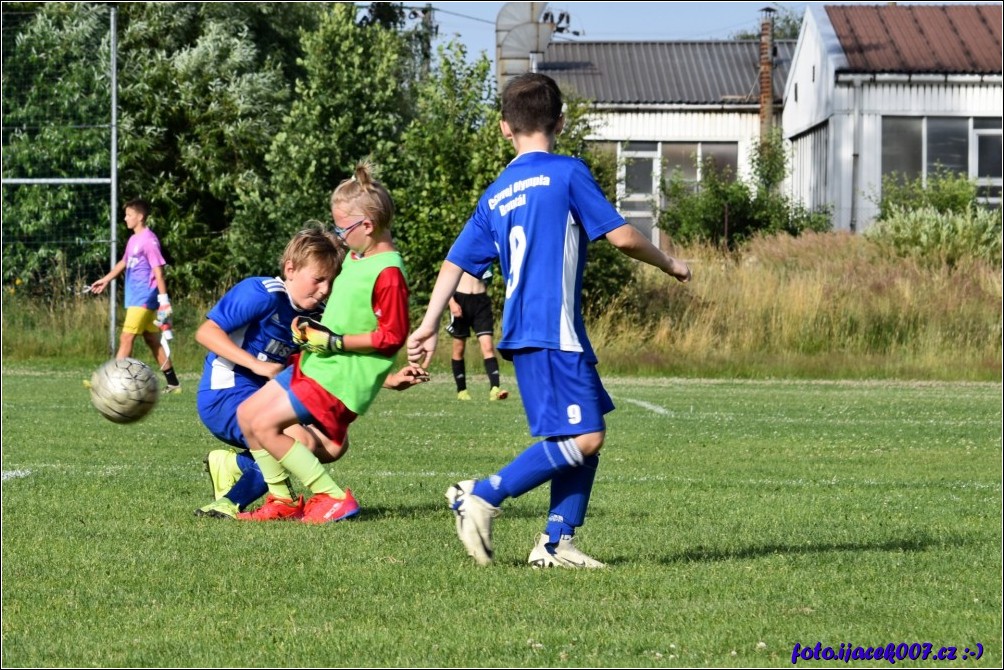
[528,533,606,569]
[446,480,500,566]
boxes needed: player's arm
[294,267,409,356]
[89,259,127,294]
[407,260,465,367]
[604,224,691,282]
[196,319,284,379]
[382,364,430,390]
[152,264,168,296]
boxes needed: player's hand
[448,298,462,318]
[252,360,286,380]
[155,305,173,328]
[384,364,430,391]
[292,316,344,354]
[155,294,173,327]
[406,325,438,369]
[667,257,692,283]
[89,279,108,295]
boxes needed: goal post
[1,5,119,353]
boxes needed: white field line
[618,396,673,416]
[2,469,32,481]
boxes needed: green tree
[380,41,504,303]
[116,2,313,293]
[2,2,113,291]
[230,3,414,278]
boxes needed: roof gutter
[590,103,767,112]
[835,73,1003,85]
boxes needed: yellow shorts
[122,306,159,335]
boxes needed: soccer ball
[89,357,160,424]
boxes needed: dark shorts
[446,292,494,339]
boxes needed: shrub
[876,168,982,219]
[864,205,1003,268]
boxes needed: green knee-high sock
[280,441,345,498]
[250,449,295,500]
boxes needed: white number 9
[506,226,526,299]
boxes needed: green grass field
[2,363,1000,667]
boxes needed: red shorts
[286,353,357,442]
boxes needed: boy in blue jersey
[195,227,426,520]
[194,227,343,520]
[408,73,691,567]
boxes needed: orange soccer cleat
[237,494,304,521]
[301,489,360,524]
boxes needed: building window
[882,116,1001,203]
[927,117,968,173]
[701,143,739,178]
[662,143,699,186]
[973,117,1002,204]
[606,140,739,244]
[881,117,923,180]
[661,142,738,186]
[618,143,660,243]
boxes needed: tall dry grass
[3,231,1001,380]
[0,288,211,371]
[592,231,1002,380]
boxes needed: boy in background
[447,269,508,401]
[89,198,181,393]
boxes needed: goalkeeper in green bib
[235,161,414,523]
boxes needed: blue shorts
[511,348,614,438]
[274,365,314,425]
[196,378,261,449]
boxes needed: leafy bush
[864,205,1003,267]
[876,168,982,220]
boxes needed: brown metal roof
[538,41,796,105]
[826,4,1002,74]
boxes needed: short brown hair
[124,198,150,221]
[281,225,346,280]
[501,73,563,136]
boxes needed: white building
[782,3,1002,231]
[538,36,791,247]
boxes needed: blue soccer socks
[546,453,599,542]
[224,450,268,511]
[473,437,585,507]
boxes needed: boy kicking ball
[408,73,690,567]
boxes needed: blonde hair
[330,159,395,232]
[280,224,346,280]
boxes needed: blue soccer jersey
[197,276,324,393]
[196,276,324,447]
[447,151,625,361]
